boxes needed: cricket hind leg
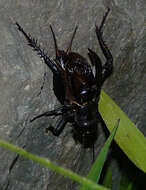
[96,8,113,84]
[16,22,59,75]
[99,7,110,34]
[88,48,102,90]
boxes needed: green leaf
[0,139,109,190]
[79,119,119,190]
[99,90,146,173]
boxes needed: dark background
[0,0,145,189]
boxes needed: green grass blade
[102,168,112,189]
[99,90,146,173]
[79,119,119,190]
[0,139,109,190]
[118,174,134,190]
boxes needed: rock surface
[0,0,145,190]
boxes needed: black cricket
[16,8,113,158]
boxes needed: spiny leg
[16,22,59,75]
[96,8,113,84]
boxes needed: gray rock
[0,0,145,190]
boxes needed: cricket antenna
[50,25,60,58]
[66,26,78,54]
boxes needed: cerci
[16,8,113,159]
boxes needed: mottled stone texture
[0,0,145,190]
